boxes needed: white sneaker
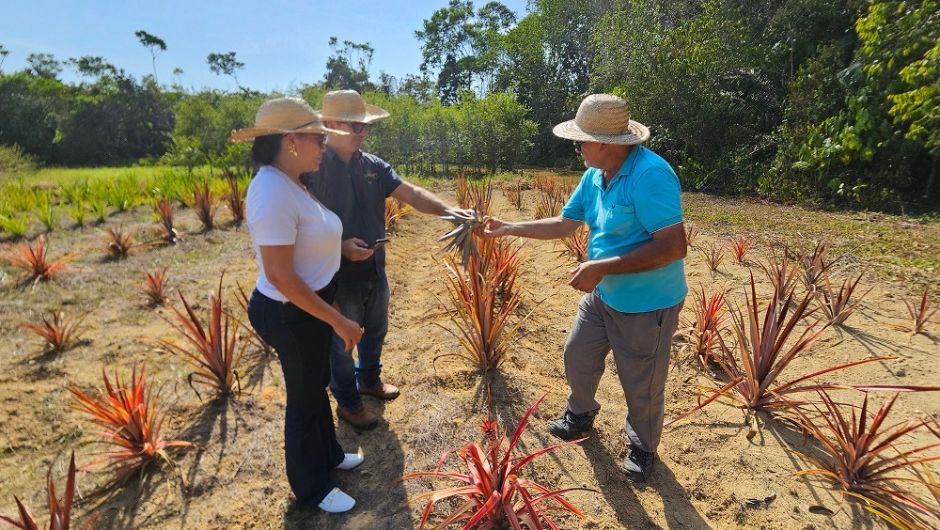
[318,487,356,513]
[336,452,364,471]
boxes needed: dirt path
[0,187,937,529]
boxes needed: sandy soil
[0,185,937,530]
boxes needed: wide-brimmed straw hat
[229,97,348,142]
[319,90,390,124]
[552,94,649,145]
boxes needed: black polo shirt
[300,147,402,279]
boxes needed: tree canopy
[0,0,936,211]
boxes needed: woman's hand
[333,316,364,352]
[341,238,374,261]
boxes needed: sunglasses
[309,134,327,147]
[343,122,371,134]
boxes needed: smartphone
[370,237,390,249]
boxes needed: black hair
[250,134,285,167]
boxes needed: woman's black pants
[247,285,344,506]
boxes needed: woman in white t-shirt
[230,98,364,514]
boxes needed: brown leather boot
[359,382,400,400]
[336,404,378,430]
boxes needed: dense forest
[0,0,936,211]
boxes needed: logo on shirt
[364,169,379,184]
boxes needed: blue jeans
[247,287,344,506]
[329,270,390,409]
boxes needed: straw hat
[552,94,649,145]
[229,97,348,142]
[319,90,390,124]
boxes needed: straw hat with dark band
[319,89,390,124]
[229,97,349,143]
[552,94,649,145]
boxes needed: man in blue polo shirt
[302,90,469,430]
[484,94,687,481]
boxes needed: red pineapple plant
[5,235,76,286]
[69,366,189,481]
[403,393,586,529]
[905,287,937,335]
[728,236,750,265]
[20,310,88,354]
[559,224,589,263]
[160,275,246,399]
[224,172,246,227]
[684,286,727,369]
[143,268,169,306]
[190,182,218,232]
[816,269,871,326]
[0,452,101,530]
[791,391,940,530]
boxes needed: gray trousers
[564,292,683,452]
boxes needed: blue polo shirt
[561,146,687,313]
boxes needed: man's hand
[482,217,515,238]
[568,261,606,293]
[443,206,475,219]
[341,238,374,261]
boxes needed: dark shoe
[622,446,656,482]
[360,382,400,401]
[336,404,378,430]
[548,409,597,441]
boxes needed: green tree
[323,37,375,92]
[0,72,67,160]
[26,53,62,79]
[207,51,246,92]
[496,0,596,165]
[416,0,515,103]
[0,44,9,72]
[68,56,118,79]
[776,0,938,206]
[134,30,167,83]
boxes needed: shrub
[0,144,37,180]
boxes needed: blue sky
[0,0,529,92]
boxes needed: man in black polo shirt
[302,90,468,430]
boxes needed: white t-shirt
[246,165,342,302]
